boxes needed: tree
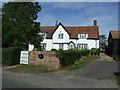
[99,34,107,52]
[2,2,43,49]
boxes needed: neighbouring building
[107,31,120,57]
[29,20,100,51]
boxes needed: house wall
[77,39,99,49]
[41,39,52,51]
[53,43,68,50]
[52,25,70,43]
[28,24,99,51]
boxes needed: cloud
[37,2,118,36]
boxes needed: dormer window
[78,34,88,39]
[58,33,63,39]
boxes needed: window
[79,34,88,39]
[41,43,46,51]
[39,32,46,38]
[77,44,88,49]
[59,44,64,49]
[68,43,75,49]
[58,33,63,39]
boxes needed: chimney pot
[94,20,97,26]
[56,20,58,26]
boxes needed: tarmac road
[2,59,119,88]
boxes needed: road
[2,54,119,88]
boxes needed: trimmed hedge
[91,48,100,55]
[51,49,57,52]
[57,49,81,67]
[79,49,90,56]
[2,47,22,65]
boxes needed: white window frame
[41,43,46,51]
[77,44,88,49]
[59,44,64,49]
[79,34,88,39]
[58,33,63,39]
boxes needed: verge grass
[6,65,58,73]
[60,56,100,71]
[6,56,100,73]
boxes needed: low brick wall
[29,51,61,68]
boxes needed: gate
[20,51,28,64]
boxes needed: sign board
[20,51,28,64]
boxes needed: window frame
[59,44,64,49]
[79,34,88,39]
[77,44,88,50]
[58,33,64,39]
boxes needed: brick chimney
[55,20,58,26]
[94,20,97,26]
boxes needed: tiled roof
[40,23,99,39]
[110,31,120,39]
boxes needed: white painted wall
[28,25,99,51]
[28,44,34,51]
[77,39,99,49]
[52,43,68,50]
[52,25,70,43]
[41,39,52,51]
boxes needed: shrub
[2,47,22,65]
[91,48,100,55]
[51,49,57,52]
[58,49,63,51]
[57,49,81,67]
[80,49,90,56]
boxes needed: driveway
[2,53,119,88]
[63,60,118,79]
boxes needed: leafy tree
[99,34,107,52]
[2,2,43,49]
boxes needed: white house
[29,20,99,51]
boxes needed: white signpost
[20,51,28,64]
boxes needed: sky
[37,2,118,36]
[0,2,118,37]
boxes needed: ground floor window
[41,43,46,51]
[59,44,64,49]
[77,44,88,49]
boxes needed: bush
[79,49,90,56]
[57,49,81,67]
[2,47,22,66]
[58,49,63,51]
[51,49,57,52]
[91,48,100,55]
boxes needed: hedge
[57,49,81,67]
[50,49,57,52]
[2,47,22,65]
[91,48,100,55]
[79,49,90,56]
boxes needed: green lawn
[6,64,58,73]
[6,56,100,73]
[60,56,100,71]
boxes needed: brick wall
[29,51,61,68]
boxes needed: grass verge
[60,56,100,71]
[6,65,58,73]
[6,56,100,73]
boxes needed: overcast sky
[37,2,118,36]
